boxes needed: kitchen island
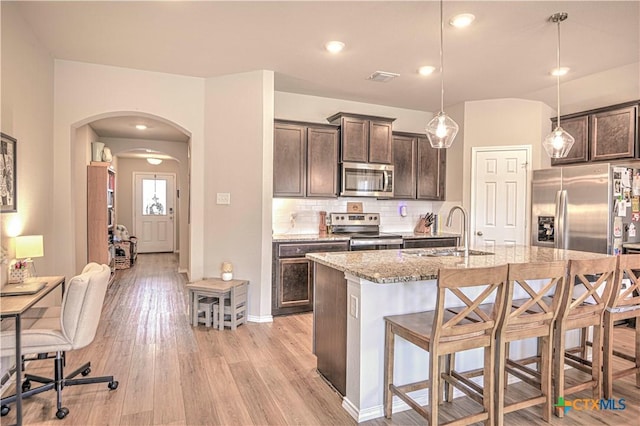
[307,245,610,422]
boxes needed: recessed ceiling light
[135,124,148,130]
[325,41,345,54]
[449,13,475,28]
[551,67,570,76]
[418,66,436,76]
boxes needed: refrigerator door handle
[556,190,567,250]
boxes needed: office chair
[0,263,118,420]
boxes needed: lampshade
[543,126,575,159]
[15,235,44,259]
[147,158,162,165]
[427,0,459,149]
[426,112,459,149]
[543,12,573,159]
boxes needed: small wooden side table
[186,278,249,330]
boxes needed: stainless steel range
[329,212,403,250]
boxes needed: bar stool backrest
[612,254,640,311]
[504,260,567,332]
[559,257,618,321]
[432,265,509,353]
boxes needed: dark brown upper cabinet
[327,112,395,164]
[591,104,638,161]
[392,134,417,199]
[417,136,446,200]
[392,132,446,201]
[306,126,339,197]
[550,101,638,165]
[273,120,339,198]
[550,115,589,166]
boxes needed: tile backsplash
[273,197,461,235]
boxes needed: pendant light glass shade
[426,112,459,148]
[543,12,573,159]
[427,0,458,149]
[542,126,575,158]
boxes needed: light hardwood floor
[2,253,639,425]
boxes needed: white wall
[0,2,55,280]
[52,61,205,280]
[204,70,274,321]
[461,98,555,207]
[524,62,640,116]
[275,91,432,134]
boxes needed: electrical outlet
[216,192,231,205]
[349,294,359,319]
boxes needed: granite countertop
[395,231,460,240]
[306,245,611,284]
[272,233,351,242]
[272,232,459,242]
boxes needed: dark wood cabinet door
[591,105,638,161]
[278,258,313,310]
[341,116,369,162]
[550,115,589,165]
[273,122,306,197]
[307,126,339,197]
[416,137,446,200]
[368,120,393,164]
[392,134,416,199]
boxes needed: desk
[186,278,248,330]
[0,276,65,426]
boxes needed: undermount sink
[405,248,494,257]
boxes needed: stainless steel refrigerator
[531,163,640,254]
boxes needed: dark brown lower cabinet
[278,258,312,310]
[272,240,349,316]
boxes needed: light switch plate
[216,192,231,205]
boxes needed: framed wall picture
[0,132,17,213]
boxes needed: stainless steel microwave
[341,162,394,197]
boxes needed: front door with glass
[134,172,175,253]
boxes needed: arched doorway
[70,111,191,275]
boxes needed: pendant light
[542,12,574,158]
[426,0,459,149]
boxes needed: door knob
[476,231,483,236]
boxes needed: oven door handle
[350,238,404,247]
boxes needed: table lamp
[15,235,44,277]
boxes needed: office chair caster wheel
[22,380,31,391]
[1,405,10,416]
[108,380,119,390]
[56,407,69,419]
[81,367,91,376]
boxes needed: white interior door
[471,146,530,250]
[134,173,175,253]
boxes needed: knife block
[414,217,432,234]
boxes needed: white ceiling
[11,1,640,142]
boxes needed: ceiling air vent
[367,71,400,82]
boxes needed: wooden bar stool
[602,254,640,398]
[495,261,567,425]
[383,264,508,425]
[553,256,618,417]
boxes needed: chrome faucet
[446,205,469,257]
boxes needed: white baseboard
[247,314,273,323]
[343,390,429,422]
